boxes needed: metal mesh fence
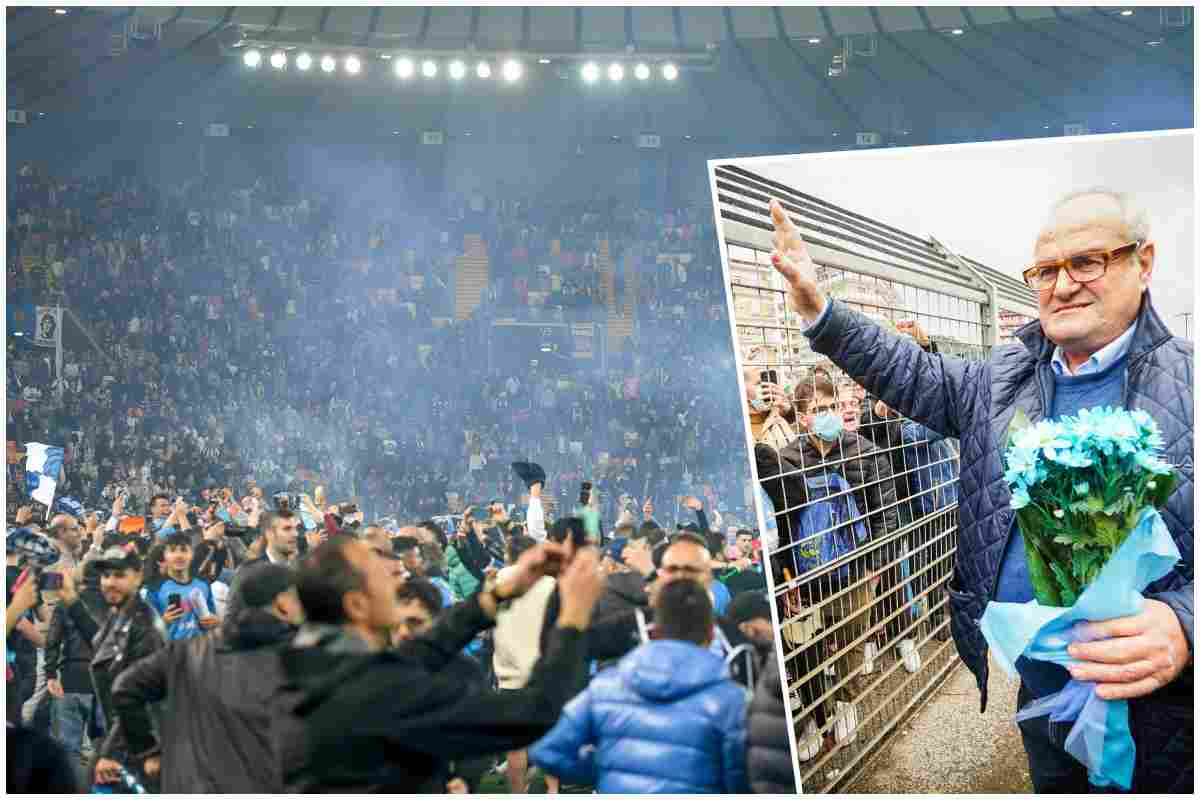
[715,164,1036,793]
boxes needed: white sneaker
[862,642,877,675]
[833,701,859,745]
[797,718,821,762]
[900,638,922,674]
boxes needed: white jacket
[492,572,556,690]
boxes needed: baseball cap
[94,546,143,572]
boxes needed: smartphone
[167,593,182,612]
[38,572,63,591]
[760,370,779,386]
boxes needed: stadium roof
[7,6,1193,143]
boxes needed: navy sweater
[996,354,1128,697]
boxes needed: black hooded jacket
[275,591,588,793]
[746,656,797,794]
[109,608,296,793]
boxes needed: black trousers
[1017,681,1194,794]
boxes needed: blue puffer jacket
[807,294,1193,789]
[528,639,750,794]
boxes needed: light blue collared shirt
[1050,322,1137,376]
[798,298,831,334]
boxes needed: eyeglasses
[1022,241,1141,291]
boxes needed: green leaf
[1103,495,1129,516]
[1050,561,1079,607]
[1148,470,1179,509]
[1093,515,1125,551]
[1021,524,1062,606]
[1070,548,1103,584]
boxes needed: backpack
[788,472,869,580]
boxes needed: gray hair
[1047,188,1151,243]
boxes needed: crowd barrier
[715,164,1037,792]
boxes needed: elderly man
[767,190,1192,792]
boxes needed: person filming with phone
[274,534,606,793]
[744,359,794,449]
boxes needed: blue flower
[1134,450,1173,475]
[1010,484,1031,509]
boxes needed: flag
[25,442,64,507]
[54,496,84,517]
[33,306,61,348]
[118,516,146,534]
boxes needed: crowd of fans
[746,323,961,763]
[6,155,786,794]
[7,161,747,528]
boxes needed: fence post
[928,235,999,352]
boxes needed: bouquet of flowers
[980,406,1181,789]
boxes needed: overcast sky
[721,131,1194,337]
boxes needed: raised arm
[768,198,982,439]
[526,484,546,542]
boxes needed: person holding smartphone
[148,532,218,642]
[743,361,793,445]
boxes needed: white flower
[1148,481,1157,489]
[1053,509,1065,519]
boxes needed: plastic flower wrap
[980,407,1181,789]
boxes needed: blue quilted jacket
[528,639,750,794]
[807,294,1193,718]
